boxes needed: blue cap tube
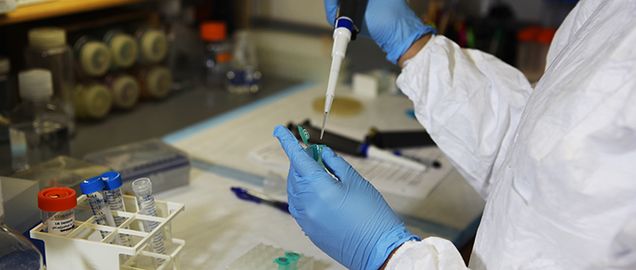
[80,176,105,195]
[101,171,123,191]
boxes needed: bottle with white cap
[72,36,112,78]
[9,69,71,171]
[24,27,75,132]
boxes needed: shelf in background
[0,0,145,26]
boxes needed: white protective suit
[387,1,636,269]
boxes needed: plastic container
[200,21,231,89]
[73,36,112,78]
[105,74,140,109]
[227,30,262,94]
[11,156,109,192]
[83,139,190,195]
[138,66,172,99]
[1,177,41,233]
[72,83,112,119]
[24,27,76,127]
[37,187,77,235]
[136,28,168,65]
[9,69,71,171]
[30,193,185,270]
[101,171,132,246]
[0,182,44,270]
[103,30,139,69]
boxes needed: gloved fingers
[274,125,325,177]
[286,168,307,210]
[321,146,362,185]
[323,0,338,25]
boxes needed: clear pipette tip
[320,112,328,140]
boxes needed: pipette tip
[320,113,328,140]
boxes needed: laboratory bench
[2,79,484,269]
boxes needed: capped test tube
[101,171,131,246]
[38,187,77,235]
[274,257,290,270]
[285,251,301,270]
[131,178,166,256]
[80,176,117,239]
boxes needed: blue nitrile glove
[324,0,436,64]
[273,126,419,270]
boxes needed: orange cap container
[537,28,557,45]
[517,26,541,42]
[38,187,77,212]
[200,21,227,42]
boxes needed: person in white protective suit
[272,0,636,269]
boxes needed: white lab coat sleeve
[384,238,469,270]
[396,35,532,198]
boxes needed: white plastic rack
[30,195,185,270]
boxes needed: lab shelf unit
[0,0,146,26]
[30,194,185,270]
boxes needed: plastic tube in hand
[131,178,166,256]
[80,177,117,239]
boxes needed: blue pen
[230,187,290,214]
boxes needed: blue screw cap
[101,171,123,190]
[80,176,105,195]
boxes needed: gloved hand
[273,126,419,270]
[324,0,435,64]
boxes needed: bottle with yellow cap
[24,27,75,132]
[72,83,113,120]
[103,30,139,70]
[72,36,112,78]
[136,28,168,65]
[104,73,140,109]
[137,66,173,99]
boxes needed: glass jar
[200,21,232,89]
[227,30,262,94]
[24,27,76,131]
[1,181,43,269]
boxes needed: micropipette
[321,0,369,140]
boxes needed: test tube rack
[30,195,185,270]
